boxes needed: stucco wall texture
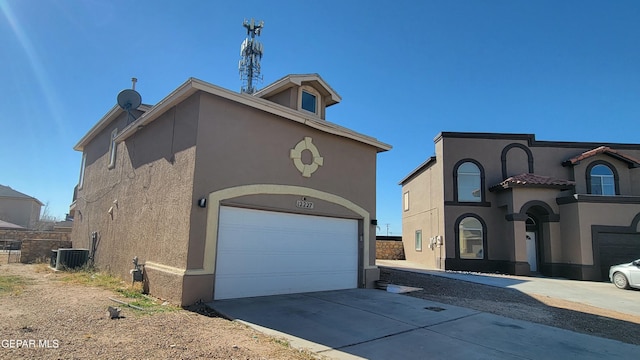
[0,198,41,229]
[72,80,385,305]
[72,95,199,303]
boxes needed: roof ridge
[0,185,42,203]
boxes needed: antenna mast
[239,18,264,94]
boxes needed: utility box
[131,269,143,282]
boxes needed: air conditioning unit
[50,250,58,268]
[51,248,89,270]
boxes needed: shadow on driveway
[209,289,640,359]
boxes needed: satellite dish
[117,80,142,124]
[117,89,142,111]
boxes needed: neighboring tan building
[70,74,391,305]
[0,219,25,230]
[400,132,640,281]
[0,185,42,229]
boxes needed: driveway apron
[209,289,640,359]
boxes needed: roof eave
[114,77,390,152]
[399,156,437,185]
[609,153,640,168]
[74,105,121,151]
[489,184,574,192]
[74,104,152,152]
[0,194,44,206]
[254,74,342,106]
[563,148,640,168]
[116,78,199,142]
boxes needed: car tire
[612,272,630,289]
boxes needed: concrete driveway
[209,289,640,359]
[377,260,640,317]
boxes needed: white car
[609,259,640,289]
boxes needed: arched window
[458,216,484,259]
[457,162,481,202]
[590,164,615,195]
[526,216,536,230]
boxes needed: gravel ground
[380,267,640,346]
[0,263,316,360]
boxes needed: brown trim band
[445,201,492,207]
[557,195,640,205]
[438,132,640,149]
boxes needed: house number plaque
[296,199,314,209]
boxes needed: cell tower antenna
[239,18,264,94]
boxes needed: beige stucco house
[400,132,640,281]
[70,74,391,305]
[0,185,42,229]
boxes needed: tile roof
[490,173,575,192]
[563,146,640,167]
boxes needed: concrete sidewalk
[377,259,640,317]
[209,289,640,359]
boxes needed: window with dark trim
[454,160,485,203]
[590,165,614,195]
[455,214,486,259]
[586,161,619,195]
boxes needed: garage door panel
[215,272,355,300]
[215,206,358,300]
[219,225,356,250]
[216,253,357,274]
[598,232,640,280]
[217,234,356,253]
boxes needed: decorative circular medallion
[290,137,324,178]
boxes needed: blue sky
[1,0,639,235]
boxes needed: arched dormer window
[455,161,482,202]
[588,163,616,195]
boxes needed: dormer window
[301,91,317,113]
[254,74,342,120]
[588,162,617,195]
[299,85,320,115]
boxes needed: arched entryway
[525,215,539,272]
[518,200,559,275]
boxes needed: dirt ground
[0,263,316,360]
[380,268,640,346]
[2,263,639,360]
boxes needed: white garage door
[214,206,358,300]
